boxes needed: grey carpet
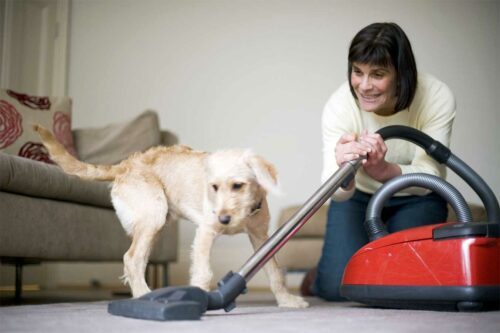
[1,292,499,333]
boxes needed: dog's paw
[132,285,151,298]
[276,293,309,308]
[189,278,211,291]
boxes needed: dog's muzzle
[216,201,262,225]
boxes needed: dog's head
[205,149,280,227]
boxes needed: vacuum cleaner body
[341,221,500,310]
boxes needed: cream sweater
[321,73,456,201]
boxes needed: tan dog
[34,125,308,308]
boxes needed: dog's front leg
[190,226,217,291]
[248,229,309,308]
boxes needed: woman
[308,22,456,301]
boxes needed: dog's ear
[245,151,282,196]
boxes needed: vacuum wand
[237,158,364,282]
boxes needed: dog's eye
[212,184,219,192]
[232,183,244,191]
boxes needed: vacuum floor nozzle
[108,286,208,321]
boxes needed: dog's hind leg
[112,173,168,298]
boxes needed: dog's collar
[249,201,262,216]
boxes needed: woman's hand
[335,133,370,167]
[335,132,370,190]
[359,130,401,182]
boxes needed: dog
[34,125,308,308]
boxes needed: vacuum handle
[376,125,451,163]
[375,125,500,223]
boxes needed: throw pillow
[0,89,77,163]
[72,110,162,164]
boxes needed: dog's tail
[33,124,124,181]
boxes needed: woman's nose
[359,76,372,90]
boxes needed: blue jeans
[313,190,448,301]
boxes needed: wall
[66,0,500,288]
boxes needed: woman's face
[350,62,397,116]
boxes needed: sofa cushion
[276,239,322,271]
[0,153,112,208]
[278,204,328,238]
[73,110,161,164]
[0,89,77,163]
[0,191,178,261]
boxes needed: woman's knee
[387,193,448,232]
[314,277,343,301]
[314,258,351,301]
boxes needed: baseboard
[0,284,40,292]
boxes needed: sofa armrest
[160,130,178,147]
[0,152,112,208]
[73,110,164,164]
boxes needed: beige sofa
[276,202,488,273]
[0,111,178,298]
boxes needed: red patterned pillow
[0,89,77,163]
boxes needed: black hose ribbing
[365,173,472,242]
[446,154,500,222]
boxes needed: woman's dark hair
[348,22,418,112]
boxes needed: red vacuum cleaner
[108,125,499,320]
[340,126,500,311]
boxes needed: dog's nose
[218,215,231,225]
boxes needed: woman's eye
[212,184,219,192]
[232,183,244,190]
[372,71,385,79]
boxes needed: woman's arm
[321,84,364,201]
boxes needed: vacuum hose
[376,126,500,223]
[365,125,500,242]
[364,173,473,241]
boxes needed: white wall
[68,0,500,288]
